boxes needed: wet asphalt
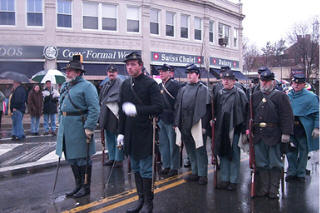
[0,135,319,213]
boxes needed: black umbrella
[0,71,30,83]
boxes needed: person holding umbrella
[56,55,100,198]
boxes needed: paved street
[0,114,319,213]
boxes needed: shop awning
[209,68,248,80]
[0,61,44,78]
[57,63,127,76]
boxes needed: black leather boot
[66,165,82,197]
[73,165,91,198]
[256,169,269,197]
[268,169,281,199]
[127,173,144,213]
[141,178,153,213]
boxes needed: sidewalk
[0,113,105,178]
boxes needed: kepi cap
[222,70,235,79]
[124,52,142,62]
[292,73,306,83]
[260,69,275,81]
[185,63,200,74]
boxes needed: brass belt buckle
[259,122,267,127]
[62,112,67,116]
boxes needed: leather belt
[62,110,88,116]
[254,122,277,128]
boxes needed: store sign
[57,47,140,62]
[210,57,239,68]
[43,46,58,60]
[0,45,44,59]
[151,52,203,65]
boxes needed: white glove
[85,129,94,143]
[281,134,290,143]
[42,90,50,97]
[312,128,319,138]
[117,134,124,149]
[122,102,137,117]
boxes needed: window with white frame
[127,6,139,33]
[218,23,230,45]
[57,0,71,28]
[194,17,202,40]
[27,0,43,26]
[0,0,15,25]
[209,21,214,43]
[233,28,238,48]
[83,1,98,29]
[166,11,174,37]
[180,14,189,39]
[102,4,117,31]
[150,8,159,35]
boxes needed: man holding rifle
[251,69,293,199]
[213,70,248,191]
[56,55,100,198]
[117,52,162,213]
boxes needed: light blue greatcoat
[288,88,319,152]
[56,77,100,159]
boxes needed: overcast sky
[230,0,320,49]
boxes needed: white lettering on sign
[218,59,232,67]
[0,47,23,57]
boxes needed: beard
[261,84,274,93]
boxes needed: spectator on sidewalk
[28,85,43,135]
[42,80,59,136]
[10,81,27,140]
[0,90,5,129]
[2,84,12,115]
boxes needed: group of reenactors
[55,52,319,213]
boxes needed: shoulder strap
[130,77,144,105]
[161,80,175,100]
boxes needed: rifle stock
[101,129,105,165]
[249,89,256,198]
[152,117,156,192]
[211,98,217,188]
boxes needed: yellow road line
[90,179,186,213]
[64,157,249,213]
[63,171,191,213]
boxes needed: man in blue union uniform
[286,73,319,183]
[117,52,163,213]
[56,55,100,198]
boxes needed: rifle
[249,88,256,198]
[281,154,285,197]
[84,137,91,185]
[52,157,61,193]
[152,117,157,192]
[101,129,105,165]
[180,141,184,168]
[211,98,217,188]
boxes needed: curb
[0,151,104,179]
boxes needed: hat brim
[62,66,85,72]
